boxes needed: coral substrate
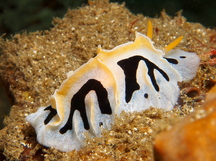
[0,0,216,160]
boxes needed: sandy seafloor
[0,0,216,160]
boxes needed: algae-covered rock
[154,85,216,161]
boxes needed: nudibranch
[26,21,200,152]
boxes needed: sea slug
[26,21,200,152]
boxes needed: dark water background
[0,0,215,129]
[0,0,215,38]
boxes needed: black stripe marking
[180,56,186,58]
[118,55,169,103]
[59,79,112,134]
[164,58,178,64]
[44,105,57,125]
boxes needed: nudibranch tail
[164,36,183,53]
